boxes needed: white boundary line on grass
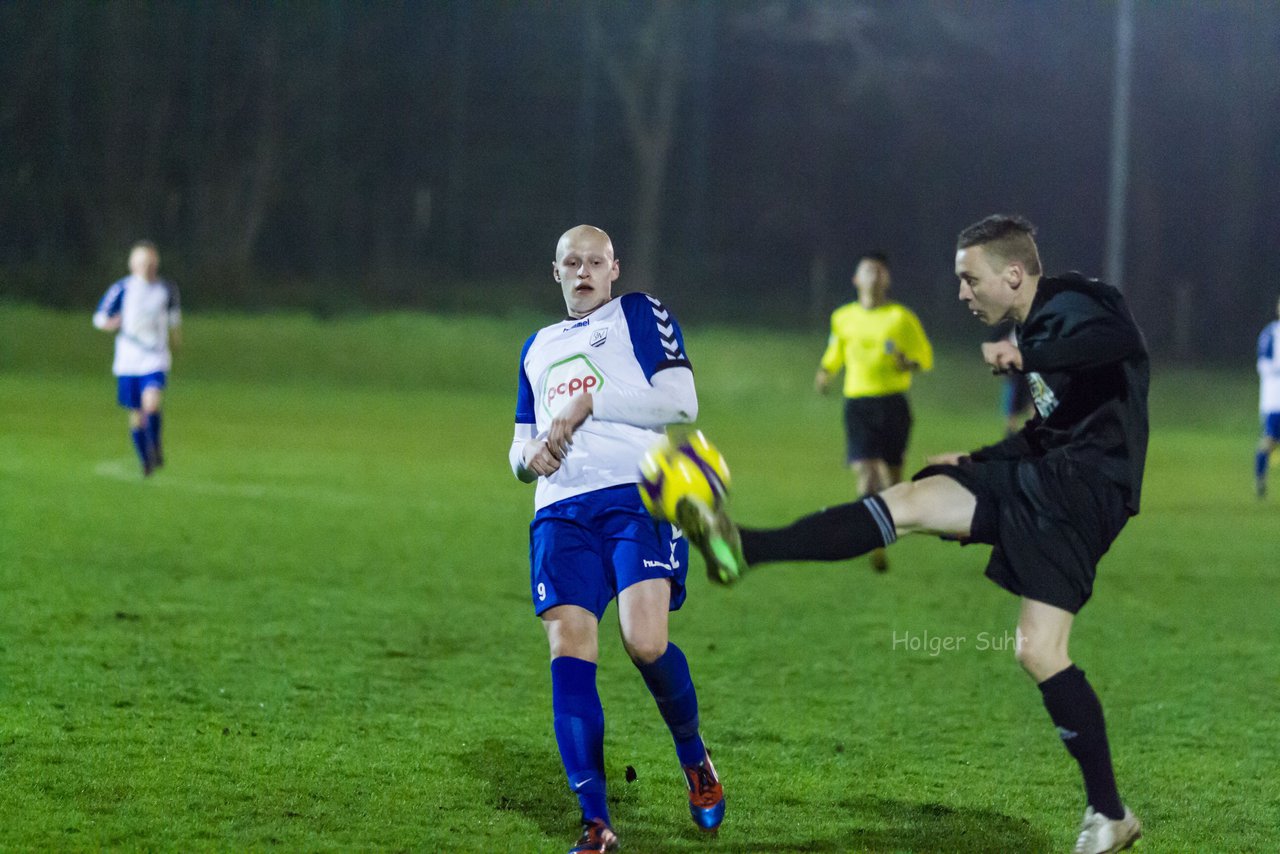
[91,459,376,505]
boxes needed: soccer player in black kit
[682,215,1146,854]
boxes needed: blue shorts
[116,372,167,409]
[1263,412,1280,441]
[529,483,689,619]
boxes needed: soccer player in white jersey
[509,225,723,853]
[1256,295,1280,498]
[92,241,182,476]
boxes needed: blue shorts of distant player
[529,483,689,619]
[1263,411,1280,441]
[116,372,167,409]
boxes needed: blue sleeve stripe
[97,280,125,316]
[515,332,538,423]
[622,291,691,381]
[1261,324,1277,361]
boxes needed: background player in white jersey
[92,241,182,476]
[1256,295,1280,498]
[509,225,723,853]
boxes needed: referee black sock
[739,495,896,566]
[1038,665,1125,821]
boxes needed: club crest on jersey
[589,327,608,347]
[540,354,605,418]
[1027,371,1060,419]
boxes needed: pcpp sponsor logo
[547,373,598,407]
[541,354,605,417]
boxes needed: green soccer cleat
[676,496,747,586]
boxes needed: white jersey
[1259,320,1280,414]
[93,276,181,376]
[515,292,693,511]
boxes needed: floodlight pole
[1105,0,1135,291]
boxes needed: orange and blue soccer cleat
[568,818,618,854]
[681,751,725,831]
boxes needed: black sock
[1038,665,1125,820]
[739,495,896,566]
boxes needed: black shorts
[844,393,912,466]
[913,454,1131,613]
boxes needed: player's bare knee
[548,632,596,660]
[880,476,974,538]
[1014,638,1068,682]
[623,635,667,666]
[543,613,597,660]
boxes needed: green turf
[1,304,1276,851]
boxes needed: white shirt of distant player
[1259,320,1280,413]
[512,293,697,511]
[93,275,181,376]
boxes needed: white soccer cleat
[1073,805,1141,854]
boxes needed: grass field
[2,303,1277,852]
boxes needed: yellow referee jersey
[820,301,933,398]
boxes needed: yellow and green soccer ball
[638,431,731,521]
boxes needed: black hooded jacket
[969,273,1150,515]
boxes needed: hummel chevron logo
[646,294,686,361]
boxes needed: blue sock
[551,657,609,823]
[636,643,706,767]
[1256,449,1270,480]
[147,412,163,462]
[130,427,152,471]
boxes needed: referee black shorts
[844,393,912,467]
[912,454,1131,613]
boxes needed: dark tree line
[2,1,1277,356]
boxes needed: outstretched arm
[592,366,697,427]
[544,367,697,462]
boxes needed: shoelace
[686,764,720,806]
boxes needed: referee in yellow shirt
[815,252,933,572]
